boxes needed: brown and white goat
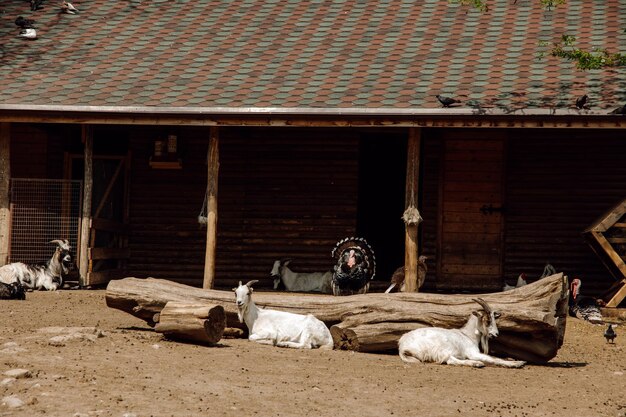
[398,298,525,368]
[0,239,73,291]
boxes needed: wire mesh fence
[9,179,82,264]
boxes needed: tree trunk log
[154,302,225,345]
[106,273,569,363]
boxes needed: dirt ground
[0,289,624,417]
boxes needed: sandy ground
[0,289,625,417]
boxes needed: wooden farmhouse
[1,0,625,303]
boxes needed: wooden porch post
[203,127,219,289]
[403,128,422,292]
[0,123,10,266]
[79,126,93,286]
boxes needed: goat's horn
[245,280,259,288]
[472,298,492,313]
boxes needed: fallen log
[154,302,225,345]
[106,273,569,363]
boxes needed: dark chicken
[0,281,26,300]
[331,237,376,296]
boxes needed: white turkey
[331,237,376,296]
[569,278,604,324]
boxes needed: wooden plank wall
[504,131,626,296]
[127,127,359,289]
[419,130,441,290]
[10,124,49,178]
[423,129,625,296]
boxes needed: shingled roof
[1,0,625,112]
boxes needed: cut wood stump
[154,302,225,345]
[106,273,569,363]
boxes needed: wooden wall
[422,129,626,296]
[127,127,359,289]
[504,131,626,296]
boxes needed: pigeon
[30,0,44,11]
[604,324,616,343]
[60,1,78,14]
[436,95,461,108]
[575,94,588,109]
[609,105,626,115]
[18,28,37,39]
[15,16,35,29]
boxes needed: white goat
[234,280,334,349]
[398,298,526,368]
[0,239,73,291]
[270,259,333,294]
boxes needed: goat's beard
[237,306,245,324]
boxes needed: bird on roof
[575,94,588,109]
[604,324,616,343]
[18,28,38,40]
[609,105,626,115]
[60,1,78,14]
[15,16,35,29]
[436,95,461,108]
[30,0,44,11]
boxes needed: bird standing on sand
[575,94,588,109]
[436,95,461,108]
[604,324,616,343]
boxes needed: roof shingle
[0,0,625,110]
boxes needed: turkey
[569,278,604,324]
[384,255,428,293]
[331,237,376,296]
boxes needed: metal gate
[9,178,82,264]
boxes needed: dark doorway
[357,132,407,282]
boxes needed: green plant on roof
[450,0,625,70]
[449,0,564,12]
[541,35,626,70]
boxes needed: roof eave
[0,105,624,128]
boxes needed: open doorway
[357,132,407,283]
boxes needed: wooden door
[438,135,505,291]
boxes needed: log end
[330,325,359,351]
[203,305,226,345]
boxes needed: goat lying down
[0,239,73,291]
[398,298,525,368]
[270,259,333,294]
[234,280,334,349]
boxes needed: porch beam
[0,123,10,266]
[79,126,93,286]
[203,127,219,289]
[403,128,422,292]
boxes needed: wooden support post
[403,128,422,292]
[203,127,219,289]
[0,123,10,266]
[79,126,93,286]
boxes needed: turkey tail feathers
[331,236,376,279]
